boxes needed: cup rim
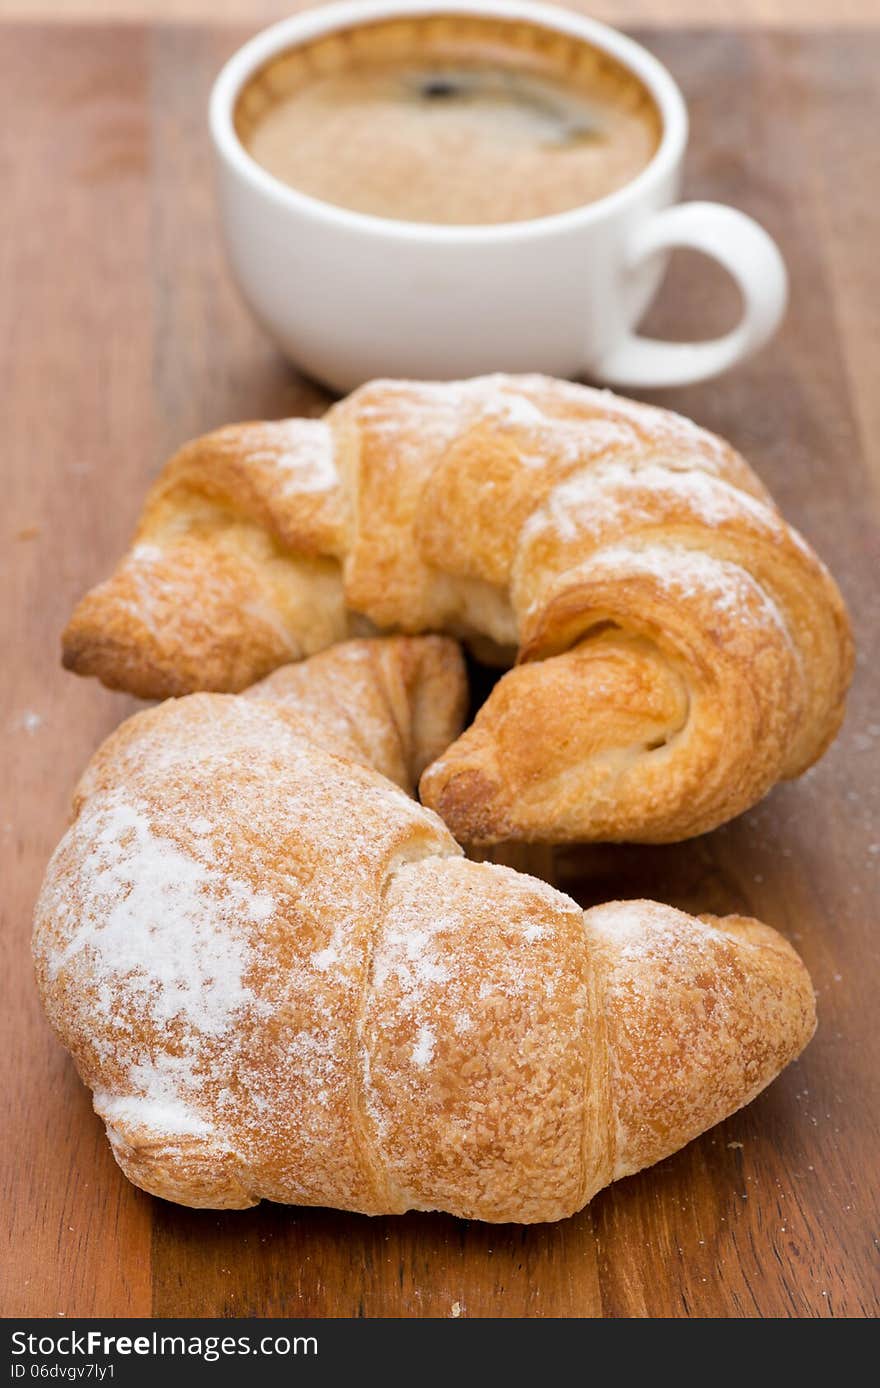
[209,0,688,242]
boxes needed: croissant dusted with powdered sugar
[61,375,853,844]
[35,637,816,1221]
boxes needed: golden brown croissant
[61,376,853,844]
[35,636,815,1221]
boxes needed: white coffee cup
[210,0,787,394]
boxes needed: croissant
[61,375,853,845]
[35,636,815,1221]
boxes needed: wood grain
[1,20,877,1319]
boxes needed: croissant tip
[420,764,511,845]
[61,624,101,680]
[61,626,184,701]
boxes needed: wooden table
[2,10,878,1319]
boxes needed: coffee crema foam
[235,15,662,226]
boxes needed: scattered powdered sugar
[588,899,722,954]
[626,462,772,526]
[130,542,163,564]
[95,1086,212,1138]
[117,552,174,639]
[37,688,464,1193]
[478,391,546,429]
[411,1024,436,1068]
[353,379,473,457]
[351,376,640,467]
[310,919,349,973]
[126,1053,219,1107]
[597,543,741,605]
[371,910,454,994]
[589,385,735,461]
[511,451,549,471]
[459,375,733,465]
[345,382,746,634]
[531,459,775,546]
[495,419,642,476]
[583,541,788,631]
[285,1027,337,1082]
[51,792,275,1043]
[271,420,339,495]
[587,900,736,1021]
[545,417,640,465]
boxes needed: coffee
[235,15,662,226]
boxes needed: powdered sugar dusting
[350,375,650,466]
[50,793,274,1040]
[95,1087,212,1139]
[371,911,453,994]
[130,542,163,564]
[530,459,776,546]
[411,1024,436,1068]
[588,899,724,957]
[310,919,348,973]
[478,391,545,429]
[34,681,464,1207]
[581,541,792,639]
[271,420,338,496]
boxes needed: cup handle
[592,202,788,388]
